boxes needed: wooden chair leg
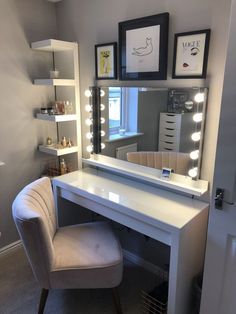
[38,288,49,314]
[112,287,122,314]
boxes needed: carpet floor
[0,245,159,314]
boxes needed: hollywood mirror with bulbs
[84,86,207,181]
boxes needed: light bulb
[190,150,199,160]
[101,143,105,149]
[85,90,92,97]
[86,132,93,140]
[100,89,105,97]
[101,130,105,137]
[188,167,198,178]
[100,104,105,111]
[193,113,203,123]
[194,92,204,103]
[100,117,105,124]
[85,104,92,112]
[86,145,93,153]
[191,132,201,142]
[85,118,92,126]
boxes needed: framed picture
[119,13,169,80]
[95,42,117,80]
[172,29,211,79]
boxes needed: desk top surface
[53,168,208,232]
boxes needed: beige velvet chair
[12,177,123,314]
[127,151,191,176]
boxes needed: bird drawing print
[132,37,153,56]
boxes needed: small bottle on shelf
[60,158,67,175]
[61,136,67,147]
[67,138,73,147]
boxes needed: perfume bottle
[61,136,67,147]
[67,138,73,147]
[60,158,67,175]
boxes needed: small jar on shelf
[64,101,74,114]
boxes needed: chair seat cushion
[50,221,123,289]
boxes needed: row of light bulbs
[85,90,205,102]
[86,130,105,140]
[85,117,105,126]
[85,89,105,98]
[85,88,106,153]
[85,104,105,112]
[188,92,205,178]
[87,143,105,153]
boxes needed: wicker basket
[140,268,168,314]
[40,158,71,178]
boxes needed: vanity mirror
[85,86,207,180]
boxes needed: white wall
[0,0,57,248]
[55,0,231,192]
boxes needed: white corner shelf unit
[32,39,82,172]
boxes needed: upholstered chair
[12,177,123,314]
[127,151,191,176]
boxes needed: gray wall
[0,0,57,248]
[56,0,231,190]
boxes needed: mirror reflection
[88,86,207,178]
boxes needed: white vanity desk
[52,167,208,314]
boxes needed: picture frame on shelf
[95,42,117,80]
[172,29,211,79]
[119,13,169,80]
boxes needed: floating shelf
[31,39,76,52]
[34,79,75,86]
[36,113,77,122]
[82,155,208,197]
[39,145,78,156]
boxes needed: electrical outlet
[215,188,224,210]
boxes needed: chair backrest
[127,151,191,176]
[12,177,56,288]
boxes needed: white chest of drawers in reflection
[158,112,195,152]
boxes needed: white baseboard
[0,240,22,256]
[123,249,167,276]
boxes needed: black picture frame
[95,42,117,80]
[172,29,211,79]
[119,13,169,80]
